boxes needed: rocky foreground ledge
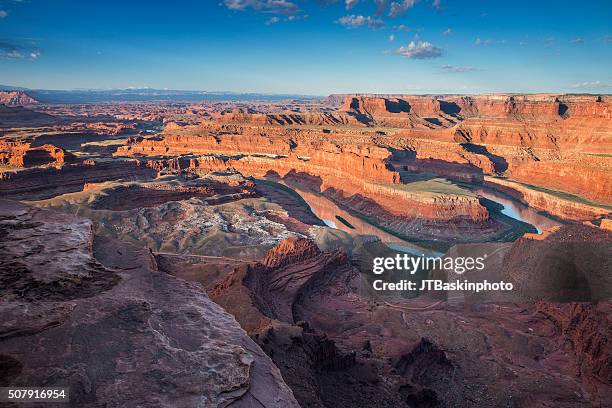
[0,200,298,407]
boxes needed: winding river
[294,188,440,256]
[473,188,561,233]
[288,184,560,256]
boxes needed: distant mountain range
[0,85,321,104]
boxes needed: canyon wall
[483,176,610,220]
[117,131,489,222]
[0,160,156,200]
[509,158,612,204]
[338,94,612,206]
[97,93,612,222]
[0,141,74,167]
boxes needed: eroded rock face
[111,93,611,225]
[0,160,157,200]
[0,200,298,407]
[483,176,611,220]
[501,224,612,303]
[209,235,611,407]
[536,302,612,387]
[339,95,462,128]
[262,236,323,268]
[0,141,74,168]
[509,158,612,204]
[0,91,39,107]
[217,107,366,127]
[115,127,491,225]
[339,94,611,205]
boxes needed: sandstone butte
[0,90,39,107]
[113,93,611,222]
[0,141,74,167]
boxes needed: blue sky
[0,0,610,95]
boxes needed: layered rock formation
[339,95,458,128]
[509,157,612,204]
[0,160,156,200]
[115,127,491,226]
[536,302,612,387]
[217,107,365,127]
[0,200,298,407]
[335,94,611,203]
[483,176,610,220]
[0,141,74,168]
[209,234,611,407]
[112,93,611,225]
[0,91,39,107]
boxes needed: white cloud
[0,10,8,18]
[345,0,358,10]
[389,34,395,41]
[395,40,442,59]
[223,0,299,15]
[264,13,306,24]
[440,64,478,73]
[571,81,612,89]
[432,0,441,10]
[474,37,492,46]
[442,27,452,36]
[6,50,24,59]
[389,0,417,18]
[393,24,410,32]
[571,38,585,44]
[336,14,383,29]
[0,40,40,60]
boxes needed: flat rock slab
[0,199,298,407]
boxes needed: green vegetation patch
[513,181,612,210]
[384,175,476,197]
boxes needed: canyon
[0,91,610,407]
